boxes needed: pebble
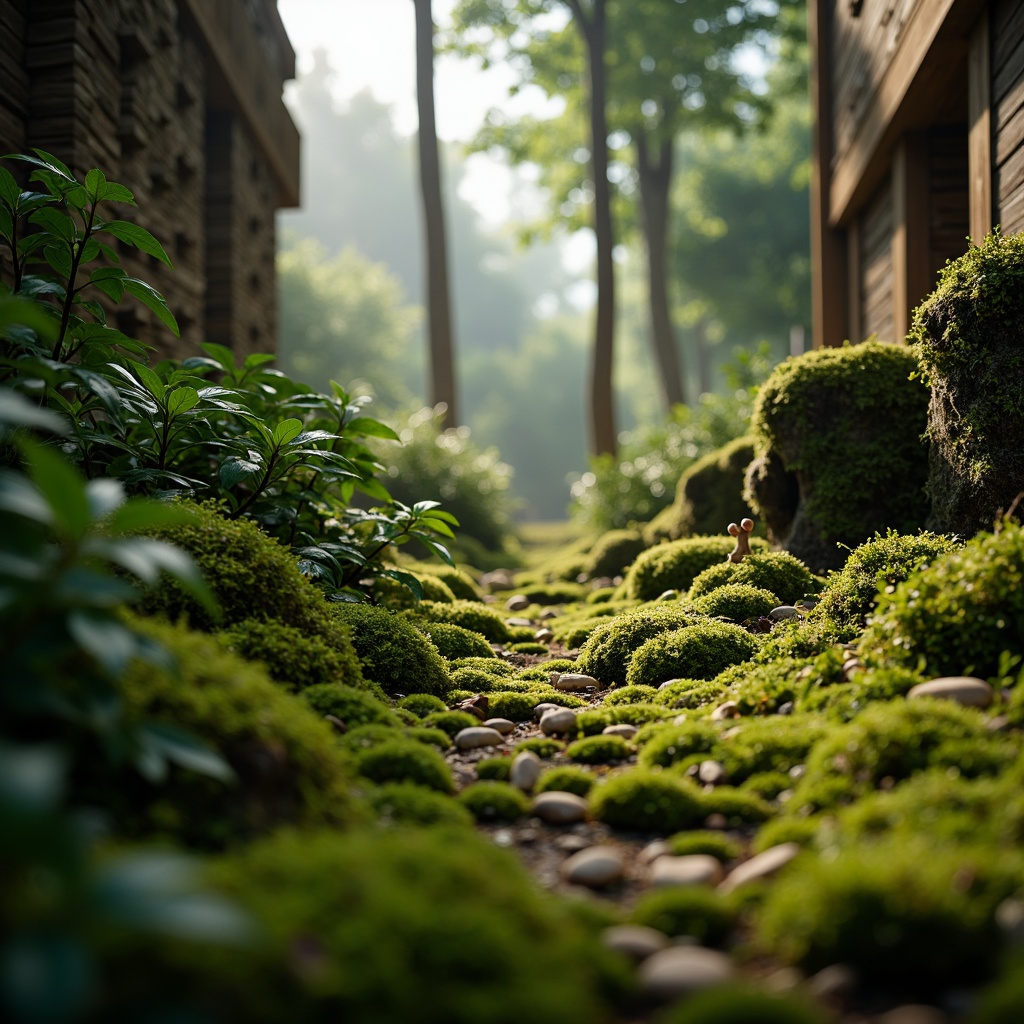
[533,702,561,719]
[505,595,531,612]
[539,707,577,735]
[777,701,794,716]
[603,723,638,740]
[535,628,555,643]
[657,590,679,601]
[807,963,857,1005]
[453,726,505,751]
[996,897,1024,943]
[560,845,624,888]
[601,925,668,960]
[638,946,734,1000]
[650,854,724,888]
[637,840,670,865]
[532,791,589,824]
[718,842,801,894]
[483,718,515,736]
[505,616,533,628]
[479,568,515,589]
[509,750,542,791]
[908,676,994,709]
[769,605,799,620]
[697,759,726,785]
[554,833,591,853]
[710,701,740,721]
[876,1007,948,1024]
[551,672,598,692]
[658,678,687,690]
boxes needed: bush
[745,341,930,571]
[863,522,1024,679]
[330,602,450,697]
[458,781,531,822]
[666,831,742,862]
[301,684,399,729]
[630,887,735,946]
[590,769,706,832]
[603,684,660,705]
[415,600,512,644]
[535,766,596,797]
[658,987,828,1024]
[369,783,474,828]
[693,584,779,622]
[756,838,1020,992]
[627,622,759,687]
[421,710,480,740]
[576,605,699,686]
[688,552,817,607]
[418,621,495,660]
[624,536,766,601]
[398,693,449,718]
[354,740,454,794]
[566,735,633,764]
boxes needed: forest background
[274,0,811,526]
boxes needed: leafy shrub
[630,887,736,945]
[476,757,512,781]
[369,782,474,828]
[576,605,699,686]
[627,622,759,686]
[688,552,816,606]
[415,599,512,643]
[566,735,633,764]
[655,679,727,711]
[658,987,828,1024]
[863,522,1024,679]
[300,684,399,728]
[330,602,451,697]
[638,721,720,770]
[535,766,596,797]
[354,740,454,794]
[398,693,449,718]
[459,782,531,822]
[418,621,495,660]
[624,536,765,601]
[667,831,742,861]
[590,769,706,832]
[693,583,779,622]
[745,341,930,571]
[421,710,480,740]
[603,684,660,705]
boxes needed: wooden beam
[968,9,992,243]
[891,133,931,339]
[846,217,862,344]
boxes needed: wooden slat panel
[860,182,895,341]
[993,0,1024,77]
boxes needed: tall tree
[414,0,458,427]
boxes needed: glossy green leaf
[345,416,402,440]
[130,360,166,402]
[84,167,106,202]
[68,609,137,676]
[136,723,235,783]
[22,441,91,539]
[122,278,179,336]
[219,456,262,489]
[0,166,20,208]
[0,388,67,433]
[100,220,172,265]
[272,418,303,445]
[28,207,76,242]
[166,387,200,416]
[96,180,134,205]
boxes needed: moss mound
[458,781,531,822]
[368,782,474,828]
[630,886,735,945]
[374,572,456,609]
[584,528,647,580]
[655,678,727,711]
[417,621,495,660]
[397,693,449,718]
[692,584,780,622]
[300,684,399,729]
[624,535,767,601]
[421,710,479,740]
[427,564,485,601]
[590,769,706,833]
[535,766,596,797]
[415,599,512,643]
[666,831,742,862]
[353,740,454,794]
[745,341,930,571]
[565,734,633,764]
[330,603,451,697]
[603,684,660,705]
[688,552,816,607]
[638,721,720,770]
[626,622,759,687]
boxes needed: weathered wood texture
[858,181,895,341]
[993,0,1024,235]
[0,0,296,361]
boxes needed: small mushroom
[726,518,755,563]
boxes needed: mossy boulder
[912,231,1024,534]
[418,621,495,660]
[300,684,399,728]
[583,528,647,580]
[626,622,759,687]
[687,552,817,607]
[624,535,768,601]
[397,693,449,718]
[692,584,779,622]
[744,341,930,572]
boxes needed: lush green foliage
[354,739,455,794]
[630,887,736,946]
[565,734,633,764]
[535,766,596,797]
[301,683,399,728]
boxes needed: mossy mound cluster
[688,551,817,607]
[692,583,779,622]
[912,231,1024,536]
[626,621,760,686]
[744,341,930,572]
[624,534,768,601]
[413,599,512,643]
[582,528,648,580]
[417,621,495,660]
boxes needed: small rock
[842,658,865,677]
[996,897,1024,944]
[505,595,531,612]
[560,845,624,888]
[788,764,806,780]
[453,726,505,751]
[711,701,740,721]
[657,590,679,601]
[539,707,577,735]
[554,833,590,853]
[987,714,1011,733]
[650,854,724,888]
[697,759,726,785]
[455,693,489,719]
[719,842,801,894]
[908,676,994,709]
[533,702,561,720]
[480,568,515,589]
[659,678,687,690]
[517,828,538,845]
[535,628,555,643]
[777,701,794,716]
[638,946,734,1001]
[769,605,799,620]
[703,813,728,830]
[539,607,560,620]
[603,723,638,740]
[763,966,803,992]
[807,963,857,1005]
[638,840,670,865]
[505,616,533,628]
[876,1007,948,1024]
[483,717,515,735]
[551,672,598,692]
[532,791,589,824]
[509,750,542,791]
[324,714,347,734]
[601,925,669,960]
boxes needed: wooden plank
[892,133,931,337]
[847,218,862,343]
[1000,179,1024,234]
[993,0,1024,76]
[969,9,993,243]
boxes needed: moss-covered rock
[513,737,565,758]
[574,704,670,737]
[417,621,495,660]
[487,691,541,722]
[692,584,780,622]
[397,693,449,718]
[715,716,826,782]
[300,684,399,729]
[699,786,773,826]
[427,564,485,601]
[374,572,457,609]
[654,678,727,711]
[638,721,720,770]
[353,739,454,794]
[590,769,706,832]
[584,528,648,580]
[414,599,512,643]
[626,622,759,687]
[476,756,512,781]
[535,766,596,797]
[666,831,742,862]
[566,734,633,764]
[624,535,767,601]
[421,710,480,740]
[368,782,474,827]
[330,603,451,697]
[744,341,930,571]
[602,684,660,705]
[459,781,531,822]
[688,552,817,607]
[630,887,736,945]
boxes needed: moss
[745,341,930,570]
[397,693,449,719]
[369,782,474,828]
[603,684,659,705]
[517,659,577,681]
[450,656,511,675]
[863,522,1024,679]
[753,816,820,854]
[407,726,451,750]
[655,678,726,711]
[692,584,779,623]
[415,599,512,643]
[330,602,451,698]
[513,737,564,758]
[374,571,457,609]
[590,769,706,832]
[666,831,742,862]
[810,529,960,637]
[700,786,773,826]
[624,535,768,601]
[912,231,1024,534]
[575,705,669,737]
[688,552,817,607]
[476,757,512,781]
[487,691,541,722]
[427,564,485,601]
[535,766,596,797]
[458,781,531,822]
[354,739,454,794]
[102,617,362,849]
[626,622,759,687]
[740,771,794,800]
[418,621,495,660]
[566,735,633,764]
[202,827,614,1024]
[550,603,639,648]
[756,837,1021,992]
[584,529,647,580]
[658,987,828,1024]
[638,721,719,769]
[576,605,700,686]
[508,642,550,655]
[712,657,816,717]
[524,689,587,710]
[420,710,480,740]
[630,887,736,945]
[515,581,589,604]
[300,683,399,728]
[448,668,504,693]
[716,717,826,783]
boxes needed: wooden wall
[992,0,1024,235]
[858,183,895,341]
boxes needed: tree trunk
[637,132,685,409]
[695,316,711,396]
[569,0,616,457]
[414,0,457,427]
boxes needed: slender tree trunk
[637,132,685,410]
[414,0,457,427]
[695,315,711,396]
[568,0,616,457]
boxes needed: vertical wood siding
[993,0,1024,234]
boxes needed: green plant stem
[53,202,97,361]
[229,450,280,519]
